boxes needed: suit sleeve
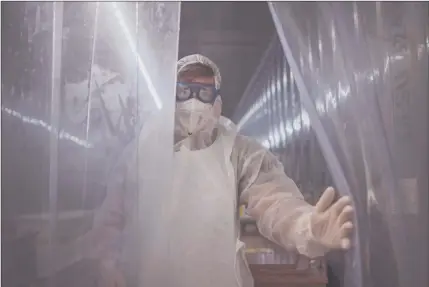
[235,135,327,258]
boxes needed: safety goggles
[176,82,219,104]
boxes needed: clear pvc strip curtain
[269,2,428,287]
[268,4,363,287]
[1,2,181,287]
[233,34,324,203]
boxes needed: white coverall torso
[167,116,254,287]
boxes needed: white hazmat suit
[91,54,354,287]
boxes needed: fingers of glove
[330,195,352,216]
[341,238,351,250]
[337,205,354,225]
[339,221,354,249]
[316,187,336,213]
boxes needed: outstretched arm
[235,135,353,258]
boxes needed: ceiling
[178,1,276,119]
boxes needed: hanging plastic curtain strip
[134,2,140,120]
[315,11,392,285]
[330,3,428,287]
[267,52,276,149]
[80,2,100,234]
[273,49,282,149]
[268,1,352,218]
[321,3,398,215]
[110,2,163,111]
[47,1,64,284]
[268,3,363,287]
[133,3,181,287]
[276,43,286,149]
[276,44,286,148]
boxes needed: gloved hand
[310,187,354,250]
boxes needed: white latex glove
[310,187,354,250]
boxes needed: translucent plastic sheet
[232,33,333,281]
[269,2,428,287]
[1,2,180,286]
[234,35,329,204]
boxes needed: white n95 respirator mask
[175,98,218,137]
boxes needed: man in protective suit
[95,54,354,287]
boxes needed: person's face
[174,74,222,137]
